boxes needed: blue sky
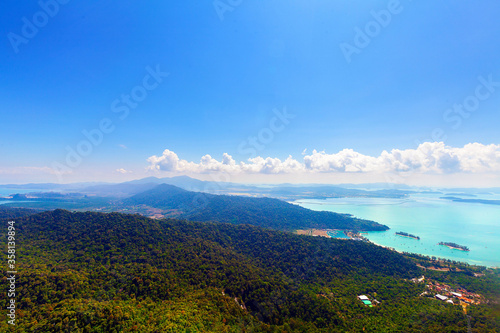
[1,0,500,186]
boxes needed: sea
[294,192,500,268]
[0,188,41,205]
[0,188,40,196]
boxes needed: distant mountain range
[3,176,500,199]
[78,176,413,199]
[0,175,427,199]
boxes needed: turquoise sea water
[0,188,39,206]
[295,193,500,267]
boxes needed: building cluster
[412,276,482,305]
[357,295,380,307]
[426,280,482,305]
[411,275,425,283]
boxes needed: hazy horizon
[2,174,500,191]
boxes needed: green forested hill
[124,184,388,231]
[0,207,40,220]
[1,209,498,332]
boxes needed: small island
[396,231,420,240]
[438,242,470,251]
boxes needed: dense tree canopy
[0,209,498,332]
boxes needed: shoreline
[298,228,497,267]
[294,196,499,268]
[366,239,403,254]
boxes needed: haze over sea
[295,192,500,268]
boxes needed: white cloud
[116,168,132,174]
[146,142,500,176]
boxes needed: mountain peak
[152,183,189,193]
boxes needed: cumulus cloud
[146,143,500,175]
